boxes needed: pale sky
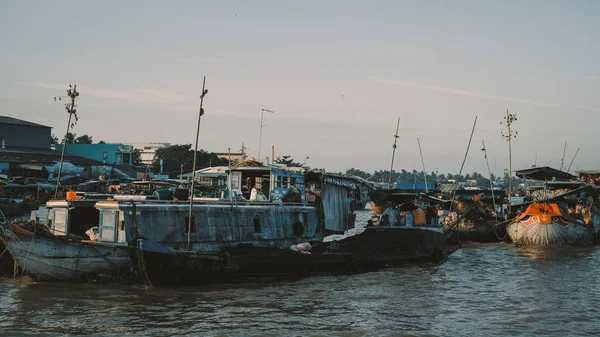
[2,1,599,175]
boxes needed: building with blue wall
[54,143,134,165]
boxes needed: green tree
[74,134,93,144]
[62,132,76,144]
[345,168,371,179]
[153,144,228,178]
[132,149,143,165]
[274,155,308,168]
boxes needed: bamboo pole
[567,147,580,174]
[450,116,478,212]
[482,140,497,222]
[187,77,207,251]
[387,117,400,189]
[417,138,428,193]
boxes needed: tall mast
[417,137,428,193]
[502,109,517,216]
[187,77,208,251]
[567,147,580,174]
[560,142,567,171]
[54,85,80,198]
[449,116,478,212]
[481,140,497,222]
[388,117,400,189]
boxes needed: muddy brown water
[1,209,600,336]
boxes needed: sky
[1,0,600,176]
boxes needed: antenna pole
[54,85,79,198]
[567,147,580,174]
[450,116,478,212]
[388,117,400,189]
[258,109,275,162]
[188,76,207,251]
[417,137,428,193]
[502,109,517,216]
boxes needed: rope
[17,229,36,288]
[130,200,152,287]
[0,247,7,259]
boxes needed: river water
[1,210,600,336]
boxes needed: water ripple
[2,212,600,336]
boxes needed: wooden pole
[417,137,428,193]
[482,140,497,221]
[502,109,517,216]
[450,116,478,212]
[560,142,567,171]
[54,85,78,198]
[187,76,207,251]
[567,147,580,174]
[388,117,400,189]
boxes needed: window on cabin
[275,176,283,188]
[290,177,297,188]
[253,214,261,233]
[184,214,196,233]
[53,208,68,236]
[99,210,118,242]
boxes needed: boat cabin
[191,161,306,202]
[45,198,127,245]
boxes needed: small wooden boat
[0,199,132,281]
[447,189,507,243]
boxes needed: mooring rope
[17,227,36,289]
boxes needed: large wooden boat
[129,171,456,286]
[506,202,596,246]
[506,167,600,246]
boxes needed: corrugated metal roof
[0,116,51,128]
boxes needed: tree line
[344,168,524,188]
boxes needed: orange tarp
[516,203,562,224]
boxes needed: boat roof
[515,166,577,181]
[369,189,449,205]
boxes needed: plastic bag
[85,227,99,241]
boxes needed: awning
[515,166,576,182]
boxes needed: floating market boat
[129,167,363,285]
[505,167,600,246]
[366,189,460,260]
[445,189,507,243]
[0,198,132,281]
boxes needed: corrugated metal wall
[0,124,51,149]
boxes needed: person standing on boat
[381,203,398,225]
[250,183,267,201]
[250,183,260,201]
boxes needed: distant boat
[365,189,460,262]
[445,189,507,243]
